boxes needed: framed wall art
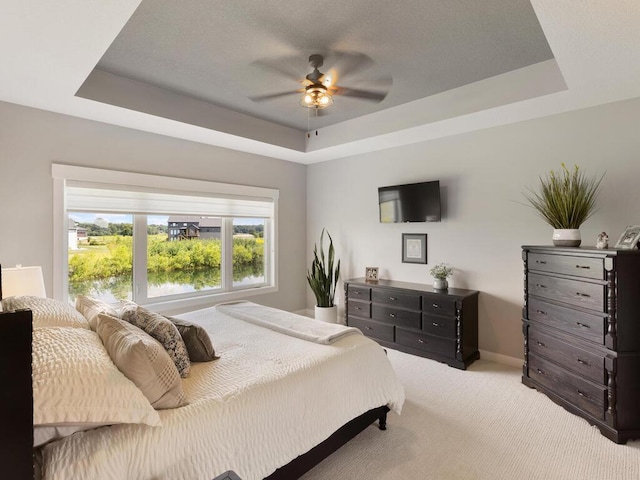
[402,233,427,264]
[614,225,640,250]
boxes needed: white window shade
[66,186,274,218]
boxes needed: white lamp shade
[2,266,47,298]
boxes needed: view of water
[69,266,264,303]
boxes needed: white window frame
[53,164,278,312]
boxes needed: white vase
[315,305,338,323]
[552,229,581,247]
[433,278,448,290]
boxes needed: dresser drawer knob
[535,283,547,289]
[353,291,360,295]
[536,260,547,264]
[354,306,361,310]
[389,313,396,318]
[576,322,591,329]
[536,368,546,375]
[577,358,590,366]
[577,390,589,399]
[418,339,426,344]
[389,297,397,301]
[432,322,440,327]
[576,265,591,270]
[432,303,440,308]
[365,326,373,330]
[576,292,591,298]
[535,309,547,316]
[536,341,546,347]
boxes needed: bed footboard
[265,405,390,480]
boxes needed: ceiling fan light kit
[300,84,333,109]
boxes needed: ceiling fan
[249,52,391,110]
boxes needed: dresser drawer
[529,253,604,280]
[422,313,456,338]
[528,325,606,384]
[396,328,455,357]
[372,289,421,310]
[348,317,394,343]
[529,354,606,421]
[372,305,421,329]
[348,299,371,318]
[528,297,606,345]
[422,294,456,316]
[348,285,371,301]
[528,273,604,311]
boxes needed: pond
[69,265,264,303]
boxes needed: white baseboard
[479,349,522,368]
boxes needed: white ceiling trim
[1,0,640,164]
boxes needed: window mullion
[222,218,233,291]
[133,215,148,302]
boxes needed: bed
[0,272,405,479]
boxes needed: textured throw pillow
[2,296,89,329]
[120,301,191,378]
[75,295,120,331]
[96,314,187,410]
[165,316,218,362]
[33,327,161,430]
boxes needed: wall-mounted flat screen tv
[378,180,441,223]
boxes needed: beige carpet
[301,349,640,480]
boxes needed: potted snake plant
[524,164,604,247]
[307,229,340,323]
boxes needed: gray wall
[0,101,307,313]
[307,97,640,360]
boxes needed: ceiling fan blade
[251,58,305,85]
[333,87,388,102]
[329,51,375,80]
[249,90,300,102]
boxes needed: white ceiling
[1,1,640,164]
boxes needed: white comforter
[39,305,405,480]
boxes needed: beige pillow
[76,295,119,330]
[120,301,191,378]
[33,327,161,430]
[96,314,187,409]
[2,296,89,329]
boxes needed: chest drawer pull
[576,322,591,329]
[576,265,591,270]
[535,260,547,265]
[365,326,373,330]
[389,313,396,318]
[536,341,546,347]
[535,309,547,315]
[432,303,440,308]
[389,297,397,301]
[354,306,362,310]
[577,358,590,366]
[418,339,426,344]
[535,283,547,288]
[576,292,591,298]
[432,322,440,327]
[577,390,590,399]
[536,368,546,375]
[352,291,361,295]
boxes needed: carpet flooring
[301,349,640,480]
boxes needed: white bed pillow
[33,327,161,430]
[97,314,188,409]
[2,296,89,329]
[75,295,120,330]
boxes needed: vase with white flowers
[430,263,453,290]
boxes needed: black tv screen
[378,180,441,223]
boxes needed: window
[54,165,278,309]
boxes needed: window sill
[138,285,278,316]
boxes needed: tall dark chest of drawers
[345,278,479,369]
[522,246,640,444]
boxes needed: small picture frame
[402,233,428,264]
[365,267,379,283]
[614,225,640,250]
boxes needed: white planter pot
[433,278,448,290]
[552,229,581,247]
[315,305,337,323]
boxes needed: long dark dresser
[522,245,640,444]
[344,278,479,369]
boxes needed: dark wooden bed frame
[0,266,389,480]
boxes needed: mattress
[38,305,405,480]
